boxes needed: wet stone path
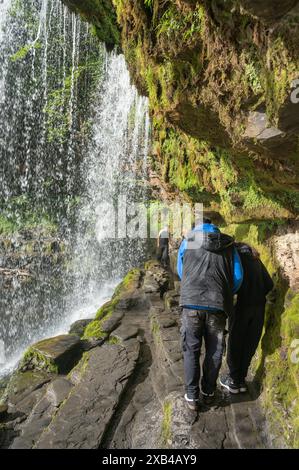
[0,261,270,449]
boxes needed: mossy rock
[69,319,92,338]
[83,268,143,340]
[2,370,52,407]
[62,0,120,46]
[19,335,82,374]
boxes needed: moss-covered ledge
[83,268,143,340]
[62,0,120,47]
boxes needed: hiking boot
[184,394,199,411]
[201,389,215,398]
[239,381,248,393]
[219,375,240,394]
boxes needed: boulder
[20,335,82,374]
[69,319,92,337]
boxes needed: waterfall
[0,1,150,376]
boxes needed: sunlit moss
[161,400,172,447]
[83,268,142,339]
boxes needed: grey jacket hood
[186,231,235,253]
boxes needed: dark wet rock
[113,325,139,342]
[20,335,82,374]
[0,404,8,420]
[239,0,298,22]
[278,89,299,133]
[0,232,65,274]
[0,422,20,449]
[143,260,170,296]
[69,319,92,337]
[9,378,74,449]
[117,293,147,310]
[4,370,53,410]
[241,110,299,159]
[34,341,140,449]
[101,310,124,334]
[46,378,73,407]
[143,276,160,294]
[80,337,106,352]
[173,280,181,294]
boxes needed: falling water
[62,53,150,328]
[0,1,150,376]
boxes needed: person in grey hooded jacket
[177,221,243,410]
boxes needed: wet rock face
[239,0,299,22]
[0,261,270,449]
[242,110,299,159]
[0,232,65,273]
[273,223,299,290]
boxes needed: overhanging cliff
[67,0,299,221]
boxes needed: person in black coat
[220,242,274,394]
[156,226,170,268]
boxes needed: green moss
[160,400,172,447]
[223,221,281,274]
[45,51,104,145]
[83,268,142,339]
[257,290,299,447]
[83,320,108,340]
[151,317,161,344]
[20,347,59,374]
[63,0,120,46]
[153,124,294,221]
[113,268,142,295]
[108,335,121,345]
[2,370,52,404]
[67,351,90,380]
[111,0,299,221]
[156,4,205,42]
[0,195,58,235]
[10,41,42,62]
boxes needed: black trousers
[181,308,227,399]
[157,245,169,267]
[227,303,265,383]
